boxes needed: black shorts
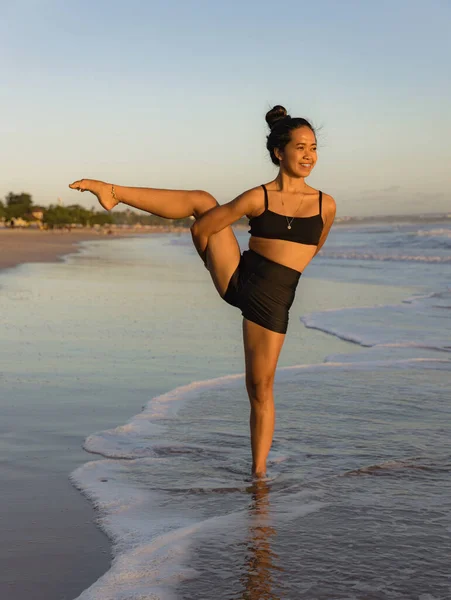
[222,249,302,334]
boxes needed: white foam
[84,374,243,459]
[71,453,326,599]
[280,358,451,372]
[319,250,451,263]
[71,459,199,600]
[402,291,439,304]
[71,357,451,600]
[84,357,451,461]
[300,289,451,352]
[415,228,451,238]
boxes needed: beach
[0,227,154,272]
[1,224,450,599]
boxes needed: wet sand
[0,228,140,600]
[0,467,112,600]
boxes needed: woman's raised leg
[242,319,286,477]
[70,178,216,217]
[68,179,241,296]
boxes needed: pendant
[287,225,292,230]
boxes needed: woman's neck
[274,171,306,193]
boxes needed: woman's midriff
[249,236,317,273]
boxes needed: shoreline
[0,227,156,274]
[0,224,245,274]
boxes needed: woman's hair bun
[265,105,289,130]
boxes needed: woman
[69,105,336,478]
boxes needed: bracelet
[111,185,118,201]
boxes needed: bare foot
[252,469,267,479]
[68,179,118,211]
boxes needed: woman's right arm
[190,188,261,260]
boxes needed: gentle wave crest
[319,251,451,263]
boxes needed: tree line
[0,192,194,229]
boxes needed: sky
[1,0,450,217]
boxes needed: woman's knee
[246,373,275,403]
[192,190,219,218]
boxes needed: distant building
[31,207,45,221]
[9,217,29,227]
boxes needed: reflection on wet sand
[239,480,283,600]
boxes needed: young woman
[69,105,336,478]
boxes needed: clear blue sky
[1,0,450,216]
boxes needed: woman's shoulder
[229,185,266,220]
[241,184,266,197]
[305,185,336,220]
[320,191,336,211]
[318,191,336,224]
[225,186,265,220]
[235,185,266,207]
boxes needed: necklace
[280,187,306,229]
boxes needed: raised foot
[68,179,118,211]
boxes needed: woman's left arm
[314,193,336,256]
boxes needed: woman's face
[275,126,317,178]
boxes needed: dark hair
[265,105,316,166]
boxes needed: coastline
[0,227,146,273]
[0,224,244,274]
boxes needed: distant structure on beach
[30,207,45,222]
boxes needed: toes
[69,179,84,190]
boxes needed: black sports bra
[248,185,324,246]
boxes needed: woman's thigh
[206,226,241,297]
[242,318,286,390]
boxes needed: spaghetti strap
[261,185,269,210]
[318,191,323,216]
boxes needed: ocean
[2,221,451,599]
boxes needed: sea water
[2,222,451,599]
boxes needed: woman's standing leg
[68,179,241,296]
[242,319,286,477]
